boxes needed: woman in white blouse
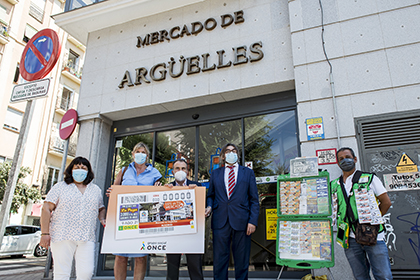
[40,157,106,280]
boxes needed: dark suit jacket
[206,165,259,231]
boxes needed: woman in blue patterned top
[106,142,162,280]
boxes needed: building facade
[54,0,420,278]
[0,0,84,225]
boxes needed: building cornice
[52,0,204,45]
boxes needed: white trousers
[50,240,95,280]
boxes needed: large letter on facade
[249,41,264,62]
[118,71,134,88]
[134,68,151,85]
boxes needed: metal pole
[0,100,36,245]
[58,139,69,181]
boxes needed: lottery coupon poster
[278,220,332,261]
[279,177,329,216]
[101,186,206,254]
[116,190,197,240]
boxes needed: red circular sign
[20,29,61,81]
[59,109,78,140]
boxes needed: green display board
[275,171,334,269]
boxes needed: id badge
[359,174,369,184]
[336,222,349,249]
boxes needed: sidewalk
[0,271,298,280]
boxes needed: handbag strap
[339,171,363,230]
[115,166,128,185]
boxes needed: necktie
[228,166,235,199]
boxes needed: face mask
[339,158,355,172]
[72,169,88,183]
[134,152,147,164]
[174,171,187,182]
[225,152,238,164]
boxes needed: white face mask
[174,171,187,182]
[225,152,238,164]
[134,152,147,164]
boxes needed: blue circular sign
[24,35,54,74]
[20,29,61,81]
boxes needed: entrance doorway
[98,91,306,278]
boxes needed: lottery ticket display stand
[276,171,335,279]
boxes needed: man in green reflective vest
[331,147,392,280]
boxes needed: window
[65,0,95,12]
[29,0,46,22]
[42,167,60,194]
[0,156,12,163]
[21,226,38,235]
[0,5,7,25]
[59,87,73,111]
[23,24,37,43]
[52,0,63,15]
[3,107,23,132]
[67,49,80,72]
[5,226,19,236]
[13,63,19,83]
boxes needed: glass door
[244,111,299,272]
[100,109,300,277]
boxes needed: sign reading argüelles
[118,10,264,88]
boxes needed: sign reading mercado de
[118,10,264,88]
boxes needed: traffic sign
[20,29,61,81]
[59,109,78,140]
[11,78,50,102]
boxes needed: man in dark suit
[165,159,204,280]
[205,143,259,280]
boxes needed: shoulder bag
[339,171,379,246]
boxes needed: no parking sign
[19,29,61,81]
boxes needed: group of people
[39,143,393,280]
[39,142,260,280]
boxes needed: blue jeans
[344,238,393,280]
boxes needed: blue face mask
[72,169,88,183]
[134,153,147,164]
[225,152,238,164]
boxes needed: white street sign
[11,78,50,102]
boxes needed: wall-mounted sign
[396,153,418,173]
[316,148,337,165]
[118,10,264,88]
[306,117,324,141]
[290,157,319,178]
[383,172,420,191]
[11,78,50,102]
[136,11,244,49]
[118,42,264,88]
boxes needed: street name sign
[10,78,50,102]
